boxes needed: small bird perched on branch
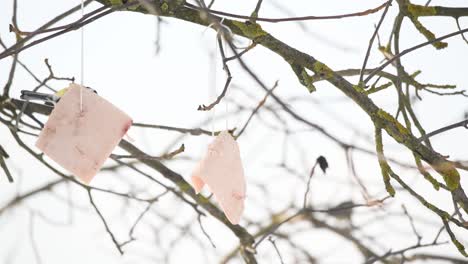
[20,87,97,106]
[327,200,355,221]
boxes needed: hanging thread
[79,0,85,112]
[207,18,232,136]
[216,19,229,132]
[225,98,228,131]
[220,38,229,132]
[210,39,217,137]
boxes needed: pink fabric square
[35,83,132,183]
[191,131,246,224]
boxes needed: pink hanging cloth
[35,83,132,183]
[191,131,246,225]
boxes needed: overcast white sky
[0,0,467,263]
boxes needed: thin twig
[254,198,389,248]
[0,2,140,61]
[198,35,232,111]
[132,122,229,136]
[364,27,468,83]
[87,190,124,255]
[224,41,257,62]
[402,205,422,243]
[359,0,393,84]
[0,0,96,60]
[417,119,468,142]
[198,215,216,248]
[120,190,168,247]
[0,156,14,183]
[236,81,278,138]
[29,211,43,264]
[364,241,448,264]
[268,236,285,264]
[184,1,389,23]
[303,161,317,208]
[455,18,468,45]
[250,0,264,23]
[111,144,185,161]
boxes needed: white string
[207,18,231,136]
[79,0,84,112]
[219,38,229,131]
[219,19,229,132]
[225,97,228,131]
[211,39,217,137]
[211,107,215,137]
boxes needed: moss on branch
[230,20,268,39]
[375,127,396,197]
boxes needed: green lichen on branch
[374,110,460,190]
[443,219,468,257]
[375,109,410,143]
[409,17,448,49]
[178,180,193,193]
[159,0,186,15]
[407,4,437,16]
[109,0,124,5]
[391,168,467,256]
[414,155,441,191]
[230,20,268,39]
[312,61,334,79]
[375,127,396,197]
[290,64,316,92]
[101,0,144,11]
[301,70,315,93]
[399,0,447,49]
[435,161,460,191]
[424,83,456,89]
[161,2,169,13]
[353,83,366,93]
[366,81,393,94]
[452,239,468,257]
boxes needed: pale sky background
[0,0,467,263]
